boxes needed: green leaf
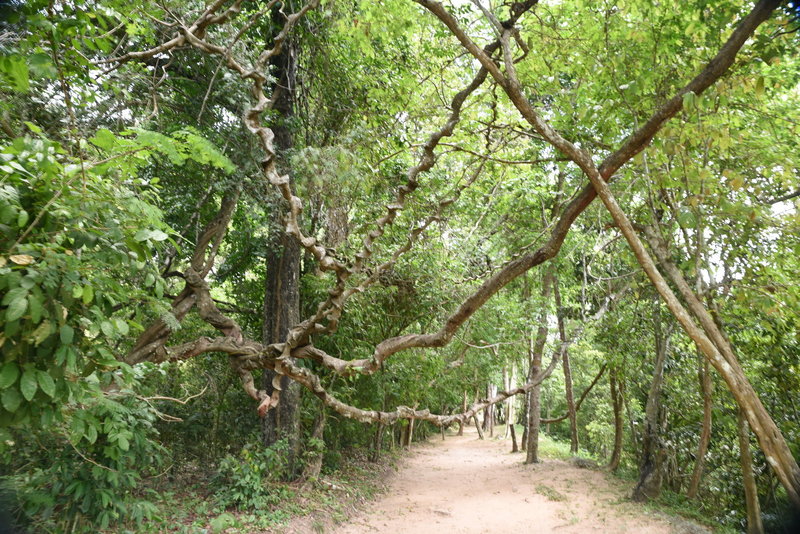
[681,90,696,110]
[113,318,129,336]
[125,237,147,261]
[755,76,764,98]
[85,423,98,444]
[70,417,85,444]
[90,128,118,150]
[0,363,20,389]
[133,228,168,242]
[117,435,129,451]
[20,370,38,401]
[1,55,29,93]
[28,295,43,324]
[82,285,94,305]
[17,210,29,228]
[60,324,74,345]
[23,121,42,133]
[27,53,57,79]
[100,320,114,338]
[1,287,26,306]
[6,294,28,322]
[37,371,55,398]
[1,388,22,412]
[211,513,236,534]
[677,208,696,229]
[149,229,168,241]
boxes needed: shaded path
[333,427,702,534]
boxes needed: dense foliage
[0,0,798,532]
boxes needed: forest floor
[287,427,710,534]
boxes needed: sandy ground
[330,428,705,534]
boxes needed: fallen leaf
[9,254,34,265]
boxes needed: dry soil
[329,427,707,534]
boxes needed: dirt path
[332,428,704,534]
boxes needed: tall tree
[260,6,302,476]
[524,271,553,463]
[738,407,765,534]
[632,298,673,501]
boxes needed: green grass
[516,428,730,533]
[509,425,597,462]
[645,489,738,533]
[534,483,567,502]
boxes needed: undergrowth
[529,428,728,532]
[646,490,738,533]
[130,448,399,533]
[509,425,596,462]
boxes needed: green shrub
[3,395,164,532]
[212,439,294,510]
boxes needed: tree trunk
[623,372,640,452]
[458,390,466,436]
[261,28,302,478]
[526,271,554,464]
[520,391,528,451]
[687,355,713,499]
[510,423,519,452]
[370,423,384,462]
[555,280,578,454]
[632,299,671,502]
[503,366,511,439]
[508,362,517,441]
[482,383,497,437]
[300,408,326,489]
[473,414,484,440]
[545,397,551,436]
[563,349,578,453]
[401,403,420,448]
[585,165,800,506]
[400,421,409,448]
[738,407,765,534]
[608,367,623,472]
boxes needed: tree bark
[521,389,528,451]
[510,423,519,452]
[400,421,409,448]
[738,407,765,534]
[482,383,497,436]
[687,355,713,499]
[555,281,578,454]
[401,402,421,448]
[525,271,554,464]
[300,408,326,489]
[261,21,302,478]
[503,366,511,439]
[458,390,466,436]
[473,413,485,440]
[370,422,384,462]
[632,298,671,502]
[608,367,623,472]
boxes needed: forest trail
[330,427,705,534]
